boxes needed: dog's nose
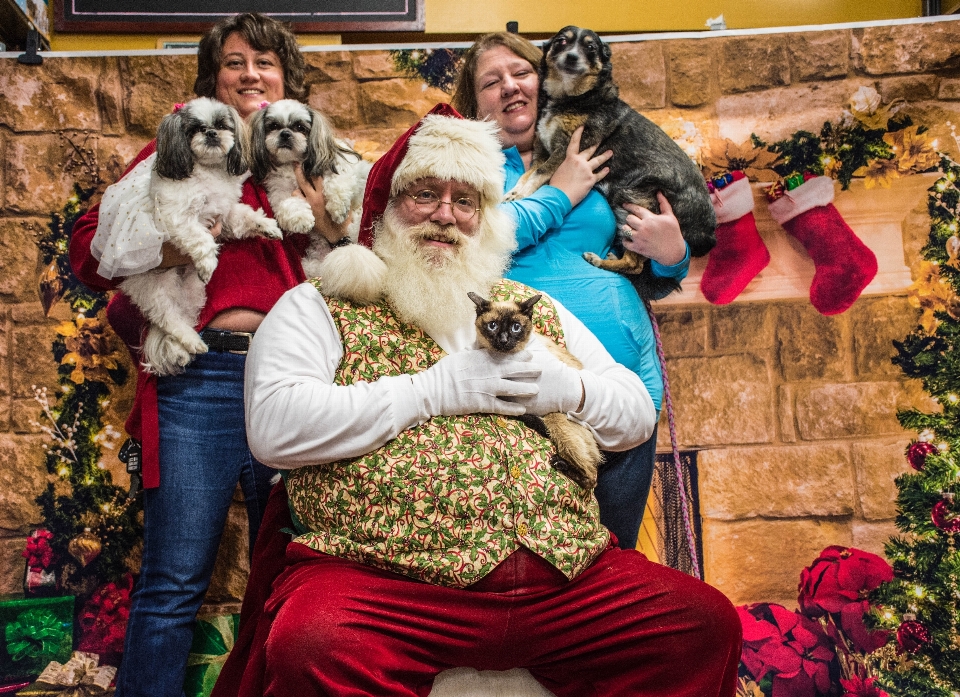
[564,53,579,67]
[205,128,219,140]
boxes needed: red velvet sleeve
[69,140,158,292]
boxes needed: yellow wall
[49,0,924,51]
[425,0,923,34]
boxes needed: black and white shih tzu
[118,96,281,375]
[248,99,371,277]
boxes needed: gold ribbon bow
[17,651,116,696]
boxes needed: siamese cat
[468,292,602,490]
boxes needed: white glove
[517,338,584,416]
[410,348,541,418]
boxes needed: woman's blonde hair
[451,32,542,119]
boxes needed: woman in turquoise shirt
[453,32,689,550]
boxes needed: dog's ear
[247,107,271,182]
[303,107,340,178]
[600,38,612,62]
[225,105,250,177]
[154,109,194,180]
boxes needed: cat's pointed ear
[519,294,541,317]
[467,292,490,315]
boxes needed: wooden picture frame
[54,0,423,33]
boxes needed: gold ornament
[947,235,960,269]
[38,261,64,316]
[68,528,101,567]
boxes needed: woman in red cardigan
[69,13,346,697]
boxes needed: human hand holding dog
[548,126,612,208]
[157,218,222,269]
[621,192,687,266]
[293,164,352,244]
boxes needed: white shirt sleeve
[243,283,429,469]
[549,297,656,452]
[244,283,656,469]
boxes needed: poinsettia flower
[55,314,121,384]
[739,603,837,696]
[703,138,782,181]
[840,675,888,697]
[908,261,960,333]
[854,158,900,189]
[884,125,940,174]
[799,546,894,616]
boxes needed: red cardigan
[69,141,309,488]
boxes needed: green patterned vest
[286,278,609,588]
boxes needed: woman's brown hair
[194,13,307,102]
[451,32,542,119]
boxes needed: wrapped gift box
[183,614,238,697]
[0,596,74,683]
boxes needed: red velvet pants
[236,538,741,697]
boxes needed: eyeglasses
[405,189,481,221]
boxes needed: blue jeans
[116,351,276,697]
[595,424,657,550]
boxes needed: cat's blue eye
[510,322,523,334]
[486,321,498,332]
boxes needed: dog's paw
[194,255,219,284]
[143,329,206,376]
[503,189,523,202]
[583,252,603,267]
[256,216,284,240]
[276,198,315,234]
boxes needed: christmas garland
[26,135,142,660]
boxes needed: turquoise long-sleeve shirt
[501,146,689,411]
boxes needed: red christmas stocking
[768,176,877,316]
[700,171,770,305]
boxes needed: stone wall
[0,17,958,611]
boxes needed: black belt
[199,328,254,354]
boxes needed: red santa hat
[357,102,506,247]
[319,103,507,305]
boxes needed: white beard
[373,205,516,338]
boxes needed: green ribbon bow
[5,609,68,663]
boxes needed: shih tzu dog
[505,26,716,301]
[119,97,282,375]
[248,99,371,277]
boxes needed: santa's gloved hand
[410,348,540,417]
[516,338,584,415]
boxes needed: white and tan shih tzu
[117,97,282,375]
[248,99,371,277]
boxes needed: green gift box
[183,614,239,697]
[0,595,74,682]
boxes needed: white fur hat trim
[711,177,755,224]
[390,115,506,206]
[767,176,836,226]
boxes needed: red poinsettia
[798,546,893,653]
[77,573,134,661]
[840,675,889,697]
[23,529,55,571]
[738,603,837,697]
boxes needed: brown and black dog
[505,26,716,301]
